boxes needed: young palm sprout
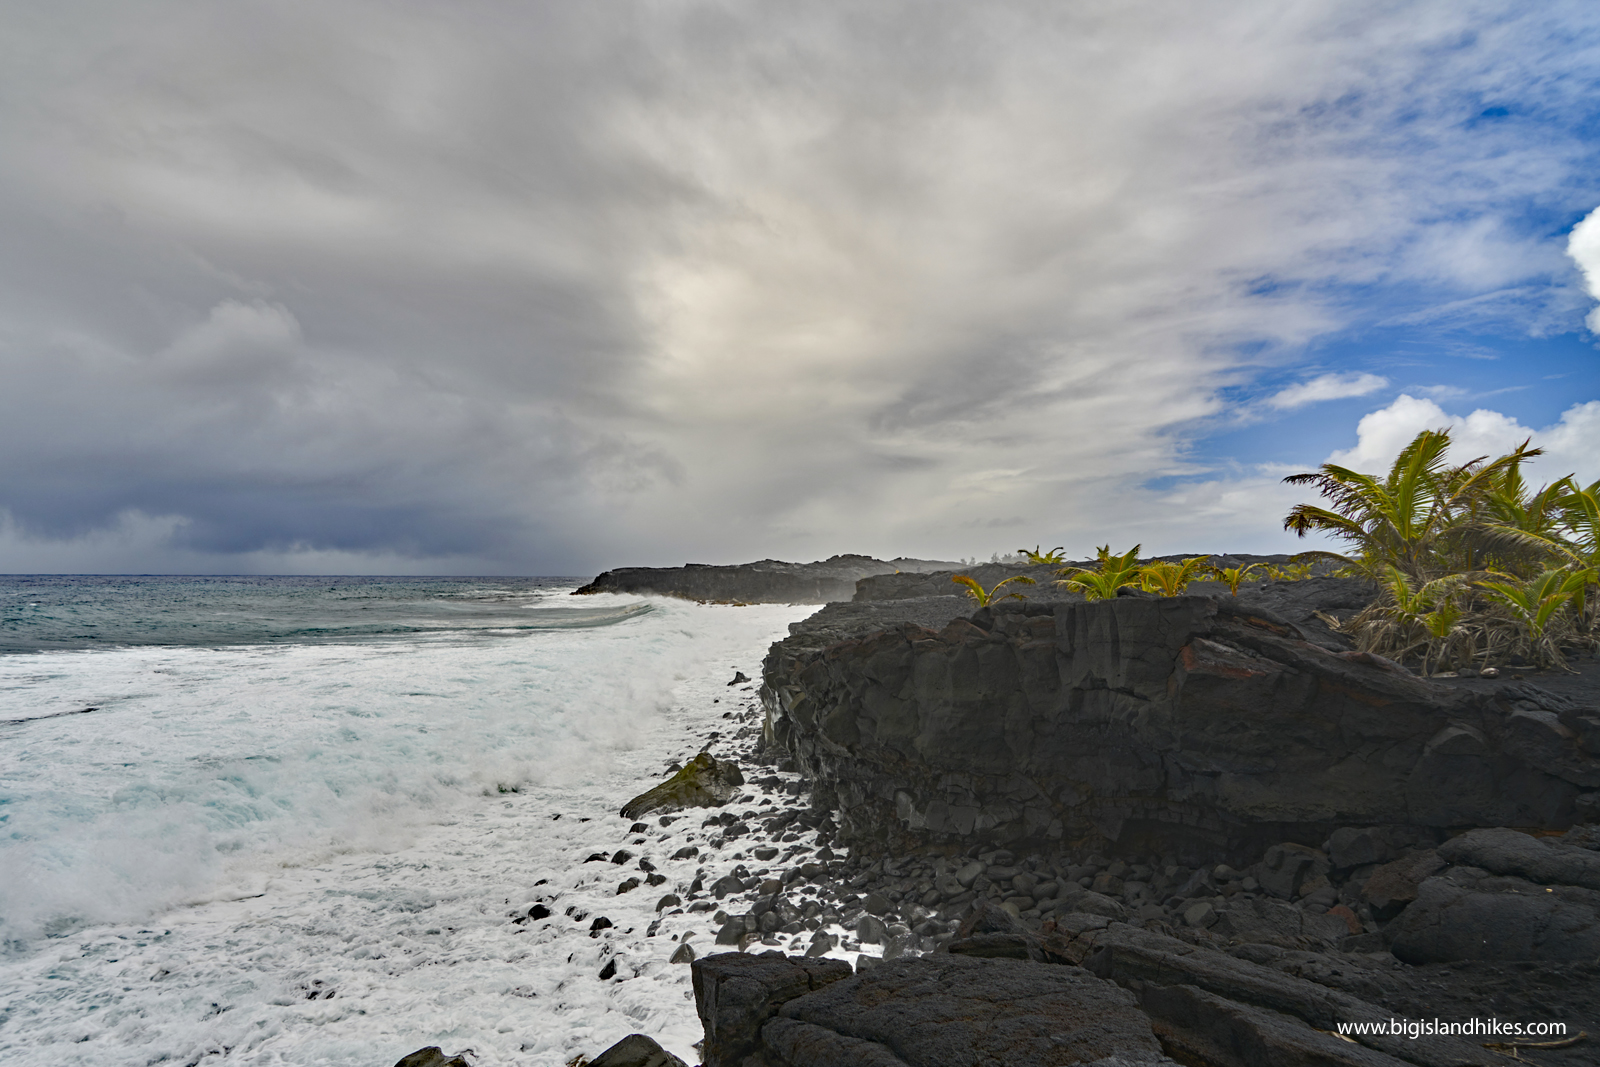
[1139,556,1212,596]
[1208,562,1268,594]
[1055,545,1144,601]
[952,574,1036,607]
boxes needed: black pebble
[598,959,617,980]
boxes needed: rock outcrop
[1387,827,1600,964]
[693,950,1179,1066]
[620,752,745,821]
[692,940,1544,1067]
[573,555,959,604]
[761,593,1598,863]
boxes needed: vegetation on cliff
[1282,428,1597,671]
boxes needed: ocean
[0,576,812,1066]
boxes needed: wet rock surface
[588,1033,692,1067]
[620,752,748,821]
[392,1048,472,1067]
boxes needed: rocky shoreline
[406,566,1600,1067]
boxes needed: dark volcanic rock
[697,951,1176,1066]
[1210,896,1350,951]
[1358,850,1446,919]
[851,562,1074,603]
[761,594,1598,862]
[620,752,744,821]
[1435,826,1600,890]
[392,1049,471,1067]
[1387,865,1600,964]
[573,555,957,604]
[692,952,854,1067]
[1077,923,1488,1066]
[589,1033,690,1067]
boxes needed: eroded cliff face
[761,595,1600,864]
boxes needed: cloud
[1326,394,1600,483]
[1160,394,1600,558]
[0,2,1598,571]
[1569,204,1600,333]
[1267,372,1389,410]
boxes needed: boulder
[1323,825,1434,870]
[945,899,1047,961]
[1210,897,1349,951]
[1253,843,1330,900]
[589,1033,690,1067]
[1054,886,1126,920]
[1387,865,1600,964]
[621,752,744,821]
[1357,850,1445,919]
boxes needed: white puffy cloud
[1267,373,1389,410]
[1568,204,1600,332]
[1154,395,1600,560]
[1327,394,1600,484]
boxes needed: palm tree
[1417,597,1468,677]
[1019,545,1068,565]
[1282,429,1541,580]
[952,574,1036,606]
[1333,565,1466,664]
[1476,567,1594,670]
[1056,545,1144,601]
[1473,476,1600,629]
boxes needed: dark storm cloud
[1,1,1598,572]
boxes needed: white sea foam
[0,596,812,1066]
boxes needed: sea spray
[0,582,792,940]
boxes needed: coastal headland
[571,554,963,605]
[527,554,1600,1067]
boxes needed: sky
[2,1,1599,576]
